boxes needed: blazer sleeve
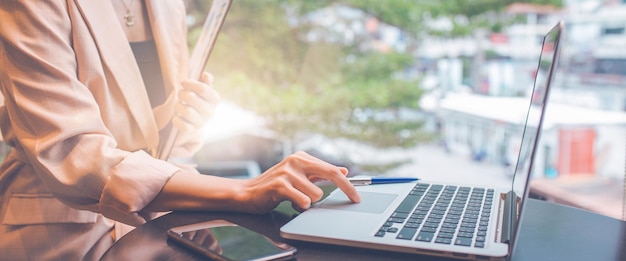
[0,1,179,226]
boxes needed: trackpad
[316,191,397,214]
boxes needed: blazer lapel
[73,0,159,151]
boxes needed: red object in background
[489,33,509,44]
[557,128,596,176]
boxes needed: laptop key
[458,232,473,238]
[395,195,421,213]
[435,237,452,244]
[420,226,437,233]
[396,227,417,240]
[454,237,472,246]
[411,213,427,219]
[423,222,440,228]
[404,223,419,229]
[442,223,457,229]
[460,222,476,228]
[439,228,455,234]
[415,232,434,242]
[437,232,454,239]
[408,218,423,224]
[459,227,474,233]
[388,217,405,223]
[390,212,409,219]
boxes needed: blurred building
[425,1,626,179]
[560,1,626,111]
[438,93,626,179]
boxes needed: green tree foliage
[188,0,430,150]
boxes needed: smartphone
[167,219,297,261]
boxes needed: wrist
[228,178,250,209]
[148,172,248,212]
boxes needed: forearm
[143,171,249,212]
[144,151,361,215]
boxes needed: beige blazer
[0,1,202,260]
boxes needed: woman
[0,1,360,260]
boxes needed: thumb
[201,72,214,84]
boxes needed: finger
[180,78,220,104]
[289,174,325,203]
[178,89,214,119]
[173,111,201,131]
[281,183,313,210]
[326,169,361,203]
[172,116,194,132]
[201,71,214,85]
[175,102,204,126]
[309,166,348,183]
[291,202,307,213]
[309,167,346,182]
[289,151,337,178]
[289,152,361,203]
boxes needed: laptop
[280,21,564,260]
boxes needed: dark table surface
[101,198,626,261]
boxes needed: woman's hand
[239,151,361,213]
[173,72,220,132]
[146,151,361,214]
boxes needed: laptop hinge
[500,191,517,243]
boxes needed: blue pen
[347,176,419,186]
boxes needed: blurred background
[183,0,626,220]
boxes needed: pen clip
[348,177,372,186]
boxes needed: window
[594,58,626,76]
[602,27,625,35]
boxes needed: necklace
[120,0,136,27]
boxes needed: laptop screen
[509,21,563,248]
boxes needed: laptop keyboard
[375,183,494,248]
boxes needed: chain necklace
[121,0,136,27]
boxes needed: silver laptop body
[280,21,564,261]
